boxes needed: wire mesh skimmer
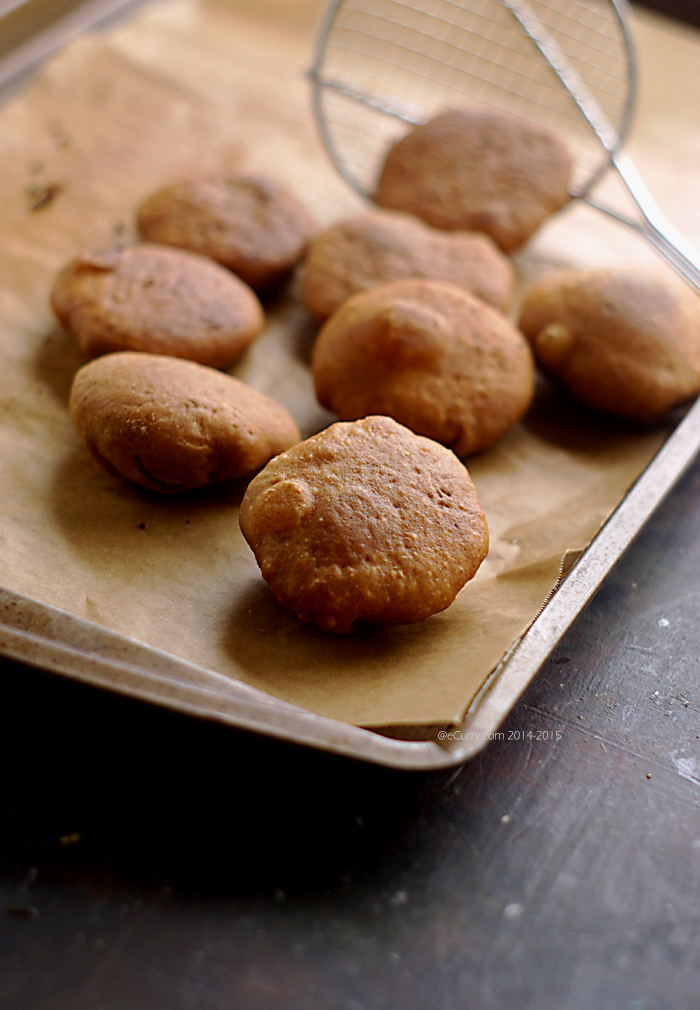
[309,0,700,295]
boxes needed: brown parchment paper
[0,0,690,727]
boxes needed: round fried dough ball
[519,269,700,422]
[301,209,513,322]
[239,416,489,633]
[52,244,264,369]
[312,279,535,456]
[137,174,317,289]
[70,352,300,494]
[375,109,572,252]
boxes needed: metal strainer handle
[505,0,700,292]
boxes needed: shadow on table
[0,659,449,899]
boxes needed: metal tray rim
[2,396,699,770]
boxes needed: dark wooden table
[2,447,700,1009]
[637,0,700,29]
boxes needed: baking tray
[3,394,699,769]
[1,0,699,770]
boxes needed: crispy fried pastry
[519,268,700,421]
[52,244,264,368]
[70,352,300,493]
[302,209,513,322]
[137,174,316,289]
[240,415,489,632]
[375,109,571,252]
[312,279,534,456]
